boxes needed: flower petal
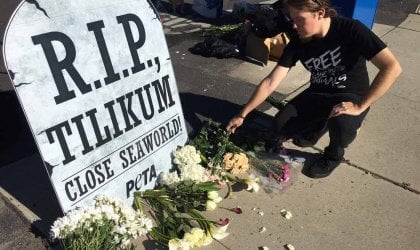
[216,218,230,226]
[231,206,243,214]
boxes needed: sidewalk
[163,11,420,250]
[1,1,420,249]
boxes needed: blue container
[330,0,379,29]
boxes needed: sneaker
[308,155,342,178]
[265,140,282,154]
[292,137,316,147]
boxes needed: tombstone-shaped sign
[3,0,188,212]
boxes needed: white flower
[206,200,218,211]
[139,216,154,232]
[207,191,219,200]
[113,225,128,235]
[213,196,223,203]
[280,209,292,219]
[173,145,201,166]
[49,195,153,247]
[207,191,223,203]
[50,223,61,239]
[183,228,207,248]
[120,238,131,248]
[210,222,230,240]
[286,244,295,250]
[168,238,190,250]
[201,233,213,246]
[179,164,209,183]
[158,171,181,186]
[244,174,260,192]
[259,227,267,233]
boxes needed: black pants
[273,90,369,160]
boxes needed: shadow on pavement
[0,92,63,237]
[154,1,237,26]
[375,0,419,27]
[179,91,320,180]
[180,92,244,136]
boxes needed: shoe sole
[292,139,315,148]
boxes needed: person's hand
[330,102,364,117]
[226,115,245,133]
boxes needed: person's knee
[328,116,360,148]
[273,104,297,134]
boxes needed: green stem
[224,182,232,199]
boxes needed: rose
[223,152,250,174]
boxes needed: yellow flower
[223,152,250,174]
[244,174,260,192]
[168,238,190,250]
[183,228,211,248]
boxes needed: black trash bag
[189,37,240,59]
[249,6,294,38]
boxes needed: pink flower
[208,175,219,181]
[231,206,242,214]
[281,164,290,183]
[216,218,230,226]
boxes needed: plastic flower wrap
[50,195,152,250]
[247,152,300,193]
[223,152,250,174]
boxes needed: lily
[210,221,230,240]
[244,174,260,192]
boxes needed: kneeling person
[226,0,401,178]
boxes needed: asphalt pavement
[1,0,419,249]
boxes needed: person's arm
[226,65,290,133]
[330,47,402,117]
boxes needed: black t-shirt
[278,17,387,96]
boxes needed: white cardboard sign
[3,0,188,212]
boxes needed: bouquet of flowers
[50,195,153,250]
[134,145,231,249]
[49,120,295,249]
[188,122,254,188]
[134,181,230,249]
[191,121,293,192]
